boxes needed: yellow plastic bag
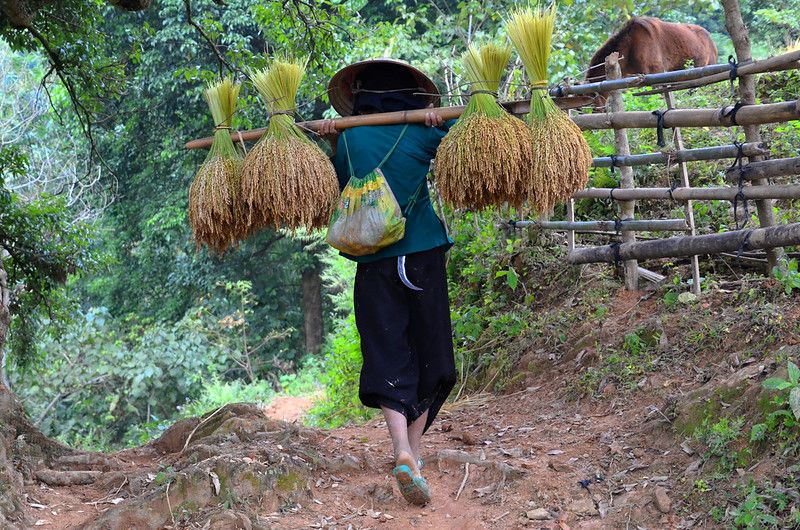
[326,167,406,256]
[327,125,423,256]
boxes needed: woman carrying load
[319,59,456,506]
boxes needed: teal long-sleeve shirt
[331,123,454,264]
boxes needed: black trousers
[353,246,456,433]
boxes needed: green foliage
[307,314,375,428]
[14,307,229,449]
[732,486,780,529]
[178,378,276,420]
[694,416,747,473]
[772,259,800,295]
[728,479,800,530]
[0,147,98,367]
[576,327,660,396]
[750,361,800,444]
[280,355,323,397]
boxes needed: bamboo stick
[665,91,701,295]
[187,99,534,150]
[725,157,800,182]
[566,198,575,252]
[634,49,800,97]
[723,0,783,270]
[510,218,688,231]
[551,62,733,97]
[186,99,800,149]
[572,99,800,130]
[592,142,766,168]
[572,184,800,201]
[638,266,667,284]
[607,53,639,290]
[567,223,800,265]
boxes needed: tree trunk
[302,264,324,356]
[722,0,784,270]
[0,262,70,528]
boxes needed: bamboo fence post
[566,199,575,252]
[510,219,687,231]
[664,91,701,295]
[633,49,800,96]
[722,0,784,270]
[606,53,638,290]
[571,100,800,130]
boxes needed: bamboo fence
[184,1,800,292]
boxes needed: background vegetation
[2,1,800,524]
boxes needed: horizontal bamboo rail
[551,62,734,97]
[725,157,800,182]
[591,142,766,168]
[567,222,800,264]
[572,184,800,201]
[635,49,800,96]
[510,218,688,232]
[572,99,800,130]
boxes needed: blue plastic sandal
[392,464,431,506]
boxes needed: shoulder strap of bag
[341,130,355,178]
[403,178,427,217]
[341,124,409,176]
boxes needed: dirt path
[23,384,693,529]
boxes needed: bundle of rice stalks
[188,77,245,254]
[241,59,339,231]
[506,4,592,213]
[434,43,535,210]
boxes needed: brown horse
[586,17,718,83]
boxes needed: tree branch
[182,0,237,76]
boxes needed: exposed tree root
[35,469,103,486]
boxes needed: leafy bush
[13,307,229,449]
[772,259,800,295]
[750,361,800,443]
[306,314,375,428]
[178,379,276,419]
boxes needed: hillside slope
[18,270,800,529]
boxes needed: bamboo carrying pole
[187,99,534,150]
[723,0,783,270]
[606,53,638,289]
[573,184,800,201]
[510,219,687,231]
[186,98,800,150]
[592,142,766,168]
[635,49,800,97]
[567,223,800,265]
[572,99,800,130]
[725,157,800,182]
